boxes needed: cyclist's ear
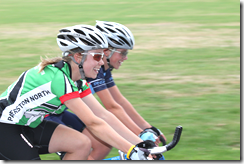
[73,52,82,62]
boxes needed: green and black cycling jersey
[0,60,91,128]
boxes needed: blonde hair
[38,48,84,73]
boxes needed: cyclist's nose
[98,58,104,65]
[123,55,128,60]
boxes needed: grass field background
[0,0,240,160]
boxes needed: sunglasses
[109,48,128,58]
[81,52,104,62]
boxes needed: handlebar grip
[166,126,182,151]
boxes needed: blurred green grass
[0,0,240,160]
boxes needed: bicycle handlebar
[148,125,183,155]
[118,126,183,160]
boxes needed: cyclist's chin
[86,73,97,79]
[113,64,121,70]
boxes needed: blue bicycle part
[103,154,127,160]
[103,153,165,160]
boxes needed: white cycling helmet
[56,24,108,79]
[57,24,108,53]
[95,20,135,50]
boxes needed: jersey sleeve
[51,71,80,104]
[104,69,116,88]
[75,80,91,98]
[86,67,115,93]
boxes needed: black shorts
[0,120,59,160]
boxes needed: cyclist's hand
[136,140,165,160]
[139,126,167,146]
[136,140,156,149]
[155,134,167,146]
[139,132,156,142]
[126,145,152,160]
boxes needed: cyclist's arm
[109,86,167,143]
[81,93,143,145]
[96,88,143,135]
[64,97,132,153]
[108,85,151,130]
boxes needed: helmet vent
[96,25,108,34]
[89,34,101,44]
[59,29,71,33]
[104,23,113,27]
[118,36,130,47]
[105,27,116,33]
[67,35,78,43]
[108,37,122,45]
[95,33,105,43]
[86,38,96,45]
[60,41,68,46]
[58,35,65,39]
[122,27,130,36]
[116,28,126,36]
[118,39,125,44]
[74,29,86,36]
[79,38,94,46]
[83,27,94,31]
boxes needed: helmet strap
[106,48,116,71]
[70,52,87,80]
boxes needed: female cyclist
[45,21,166,160]
[87,20,166,159]
[89,21,166,142]
[0,24,153,160]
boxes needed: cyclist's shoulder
[44,62,73,80]
[75,79,89,90]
